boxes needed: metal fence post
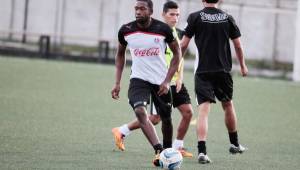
[98,41,110,62]
[39,35,51,58]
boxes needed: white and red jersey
[118,19,175,85]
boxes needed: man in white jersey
[112,0,194,158]
[111,0,181,166]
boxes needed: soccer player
[112,1,193,158]
[111,0,181,166]
[180,0,249,164]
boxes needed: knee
[222,101,233,109]
[182,109,193,121]
[134,107,146,115]
[134,107,148,124]
[179,105,193,120]
[150,115,161,125]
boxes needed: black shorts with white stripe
[128,78,172,119]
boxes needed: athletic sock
[229,131,239,147]
[163,140,172,149]
[172,139,184,149]
[153,144,163,154]
[119,124,131,137]
[197,141,206,155]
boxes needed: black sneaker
[229,144,248,154]
[198,153,211,164]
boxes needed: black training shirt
[184,7,241,73]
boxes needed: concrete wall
[0,0,298,63]
[294,0,300,81]
[221,0,298,63]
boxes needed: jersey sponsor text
[133,47,160,57]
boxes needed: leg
[176,104,193,140]
[215,73,238,140]
[197,102,210,142]
[117,98,161,138]
[161,116,173,148]
[134,106,165,166]
[134,106,160,146]
[214,72,235,133]
[114,114,160,149]
[173,104,193,157]
[216,73,238,145]
[197,102,212,163]
[152,89,173,149]
[214,73,247,154]
[113,107,161,151]
[222,100,237,133]
[194,73,215,163]
[127,114,161,131]
[128,95,161,131]
[222,100,248,153]
[126,78,164,166]
[170,84,193,157]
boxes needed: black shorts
[128,78,172,119]
[194,72,233,105]
[170,83,191,108]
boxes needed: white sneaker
[198,153,212,164]
[229,144,248,154]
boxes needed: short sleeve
[164,25,176,43]
[228,15,241,39]
[118,26,127,46]
[184,14,195,38]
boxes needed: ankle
[197,141,206,155]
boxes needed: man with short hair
[181,0,248,164]
[111,0,181,166]
[112,0,194,158]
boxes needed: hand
[175,79,182,93]
[158,81,170,96]
[111,84,121,100]
[240,64,248,77]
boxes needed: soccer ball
[159,148,183,170]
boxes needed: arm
[173,36,190,93]
[180,36,191,57]
[111,43,126,99]
[174,35,191,93]
[158,40,181,96]
[175,58,184,93]
[232,38,248,77]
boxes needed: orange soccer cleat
[178,148,193,158]
[112,127,125,151]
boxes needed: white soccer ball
[159,148,183,170]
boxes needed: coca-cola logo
[133,48,160,57]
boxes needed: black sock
[163,140,172,149]
[153,144,163,154]
[197,141,206,155]
[229,131,239,147]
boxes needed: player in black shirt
[181,0,248,164]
